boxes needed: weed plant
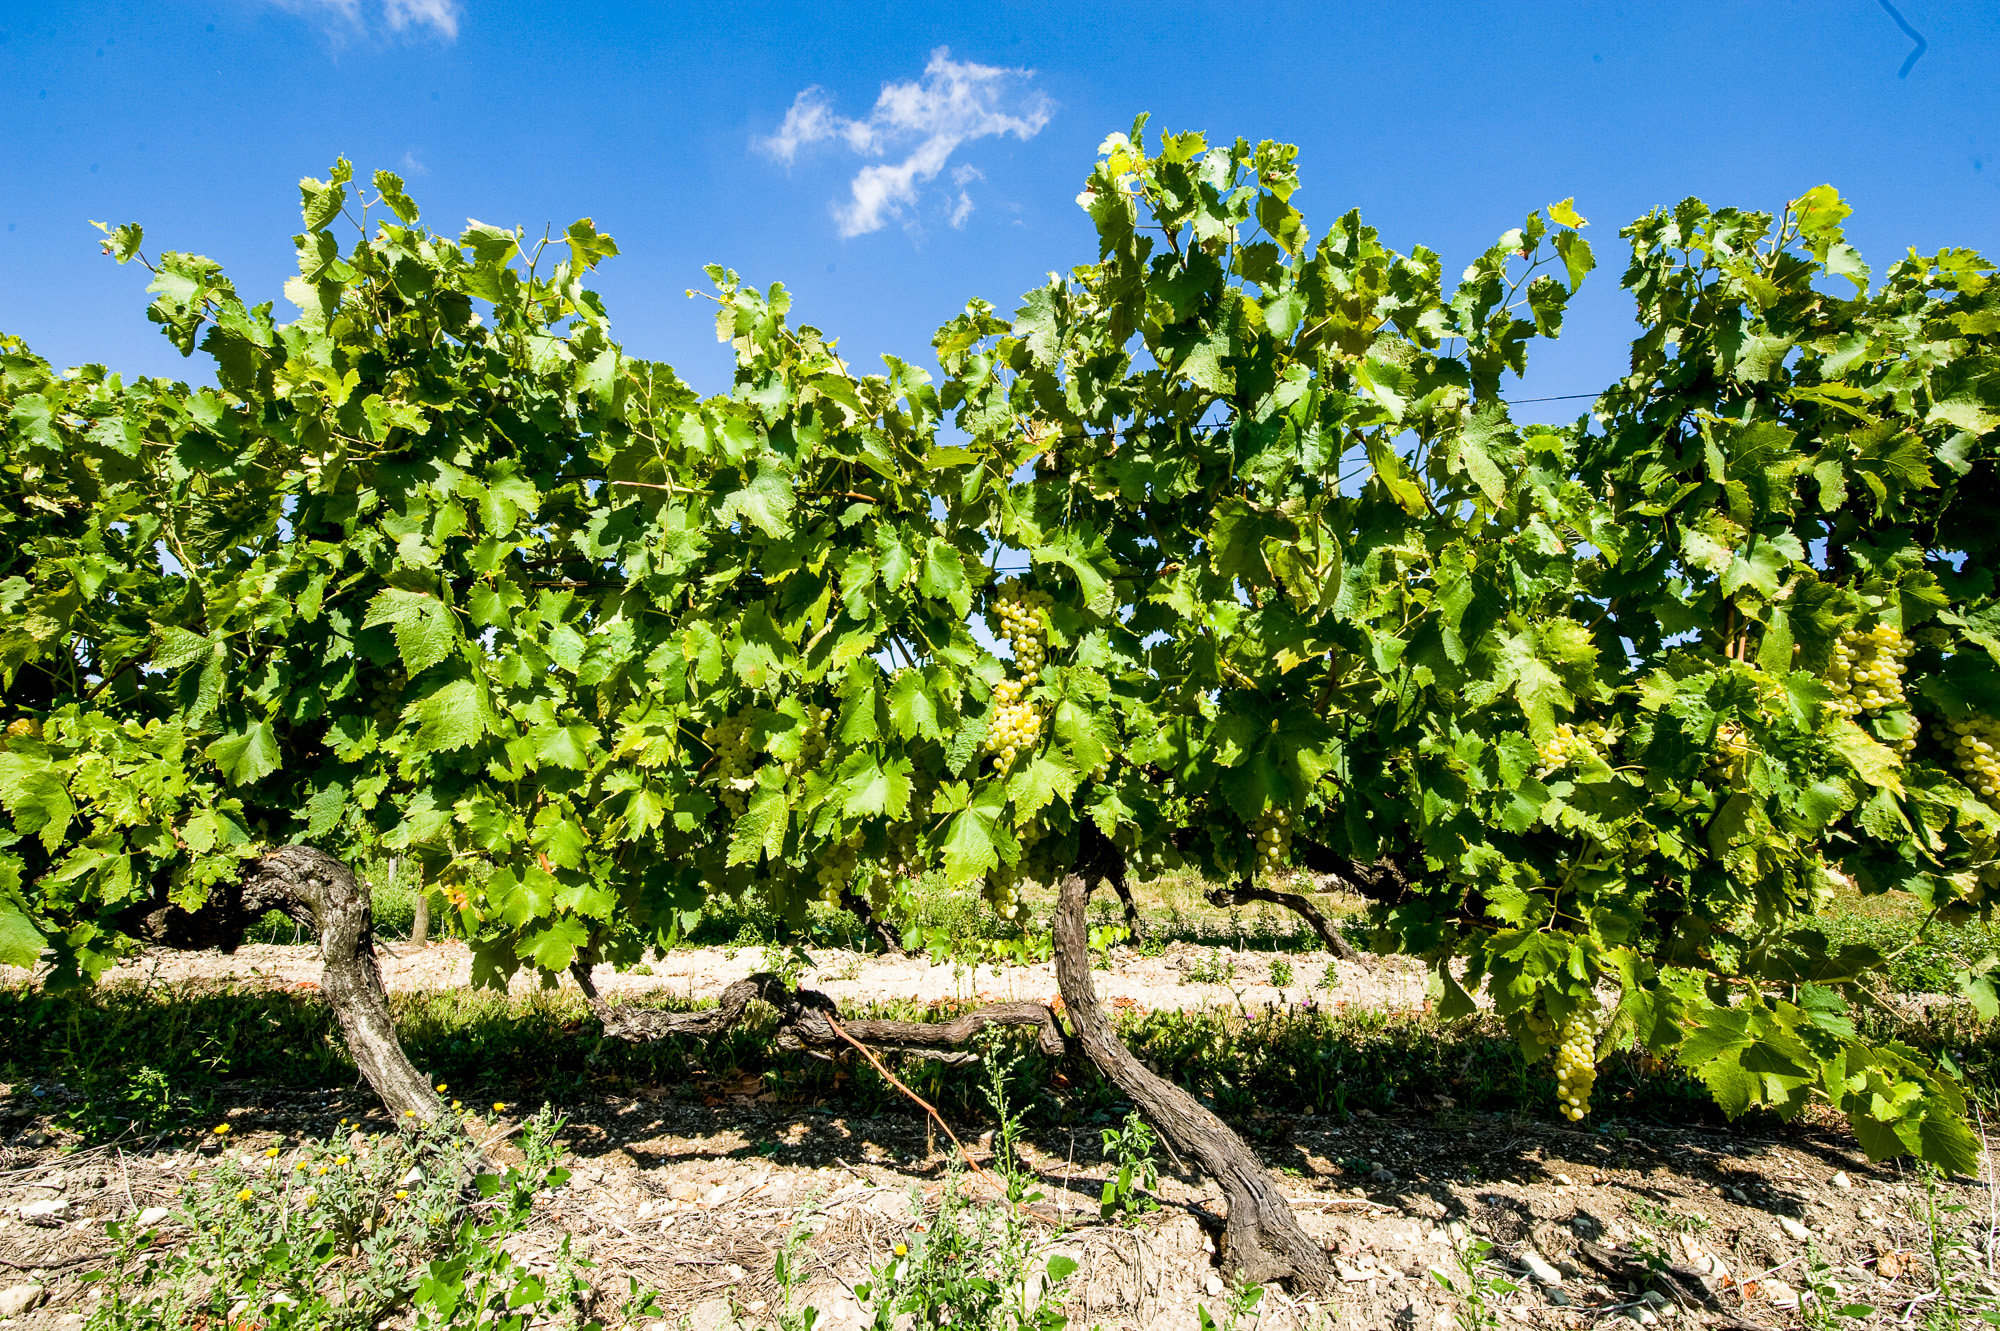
[11,979,2000,1144]
[1430,1236,1518,1331]
[1195,1281,1265,1331]
[1097,1111,1160,1222]
[844,1034,1078,1329]
[81,1107,655,1330]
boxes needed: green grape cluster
[985,677,1042,772]
[3,717,41,743]
[815,831,863,901]
[369,675,405,731]
[994,578,1053,676]
[1552,1010,1598,1121]
[1938,716,2000,806]
[1249,807,1293,875]
[863,795,926,897]
[1827,623,1912,718]
[985,869,1034,926]
[1535,720,1607,773]
[792,704,830,775]
[703,717,756,818]
[1706,721,1752,780]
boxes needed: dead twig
[820,1012,1019,1213]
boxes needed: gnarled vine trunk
[1205,878,1361,962]
[1052,832,1333,1291]
[570,962,1066,1066]
[122,844,443,1125]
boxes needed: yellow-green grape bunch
[985,676,1043,772]
[1535,721,1607,773]
[1706,721,1752,780]
[1552,1010,1598,1121]
[1939,716,2000,806]
[369,675,405,731]
[1250,807,1293,875]
[792,704,831,775]
[815,833,863,901]
[702,716,756,817]
[985,871,1034,927]
[2,717,42,745]
[994,578,1053,679]
[1826,623,1912,719]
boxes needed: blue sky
[2,0,1996,423]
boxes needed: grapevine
[1708,722,1752,781]
[791,705,830,777]
[1,134,1995,1298]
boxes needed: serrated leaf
[728,778,790,867]
[719,465,795,538]
[515,916,590,973]
[405,679,489,753]
[207,722,282,786]
[0,899,45,969]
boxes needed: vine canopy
[3,126,1999,1173]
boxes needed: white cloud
[756,49,1051,237]
[381,0,458,39]
[948,164,983,228]
[264,0,459,42]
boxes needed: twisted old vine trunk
[120,843,443,1124]
[1204,878,1362,962]
[570,963,1066,1065]
[1052,830,1334,1291]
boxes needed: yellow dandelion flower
[294,1161,307,1172]
[451,1100,461,1110]
[404,1109,415,1117]
[237,1188,254,1202]
[395,1189,408,1200]
[335,1155,349,1166]
[264,1148,281,1158]
[435,1084,447,1093]
[213,1124,231,1135]
[894,1243,908,1256]
[493,1102,506,1112]
[315,1166,328,1176]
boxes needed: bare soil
[11,937,1439,1015]
[0,944,1989,1330]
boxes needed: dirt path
[11,938,1441,1015]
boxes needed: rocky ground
[0,943,1990,1330]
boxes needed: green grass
[7,973,1995,1145]
[1815,904,2000,994]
